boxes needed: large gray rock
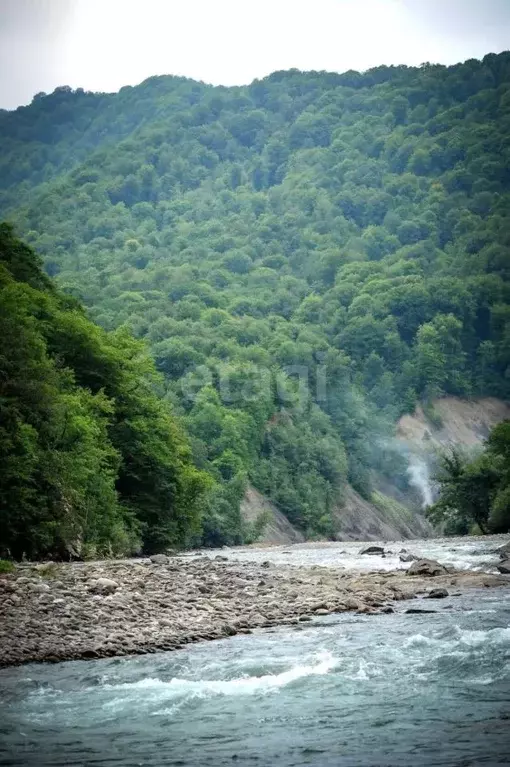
[497,560,510,574]
[89,578,118,594]
[497,541,510,559]
[399,552,419,563]
[425,588,449,599]
[360,546,385,556]
[406,559,448,577]
[405,608,437,614]
[150,554,169,565]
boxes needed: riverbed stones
[406,559,448,577]
[89,578,119,594]
[0,556,508,667]
[150,554,169,565]
[360,546,385,555]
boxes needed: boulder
[89,577,118,594]
[497,560,510,574]
[497,541,510,558]
[150,554,169,565]
[359,546,385,556]
[28,582,50,594]
[425,588,449,599]
[406,558,448,577]
[399,552,419,563]
[405,608,437,614]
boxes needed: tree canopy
[0,224,209,559]
[2,53,510,549]
[427,421,510,535]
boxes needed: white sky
[1,0,509,109]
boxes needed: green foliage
[422,402,444,430]
[371,491,413,525]
[2,54,510,544]
[428,421,510,534]
[244,509,271,545]
[0,226,208,559]
[0,559,15,574]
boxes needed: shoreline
[1,556,508,668]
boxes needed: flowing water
[1,537,509,767]
[195,533,509,573]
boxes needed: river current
[1,536,509,766]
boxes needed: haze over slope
[2,52,510,546]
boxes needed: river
[1,536,509,766]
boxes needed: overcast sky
[1,0,509,110]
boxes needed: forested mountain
[2,52,510,551]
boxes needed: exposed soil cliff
[397,397,510,450]
[243,398,509,546]
[241,483,431,545]
[332,486,431,541]
[240,486,305,545]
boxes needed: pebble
[0,557,507,667]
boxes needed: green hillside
[0,224,208,559]
[2,52,510,550]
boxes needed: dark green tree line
[0,224,209,559]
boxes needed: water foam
[404,625,510,651]
[100,651,337,700]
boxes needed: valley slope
[2,53,510,549]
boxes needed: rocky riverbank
[1,555,508,667]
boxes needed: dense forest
[0,224,209,558]
[1,52,510,556]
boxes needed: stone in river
[425,588,449,599]
[360,546,385,555]
[405,608,437,614]
[406,559,448,577]
[399,552,418,563]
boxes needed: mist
[407,455,434,509]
